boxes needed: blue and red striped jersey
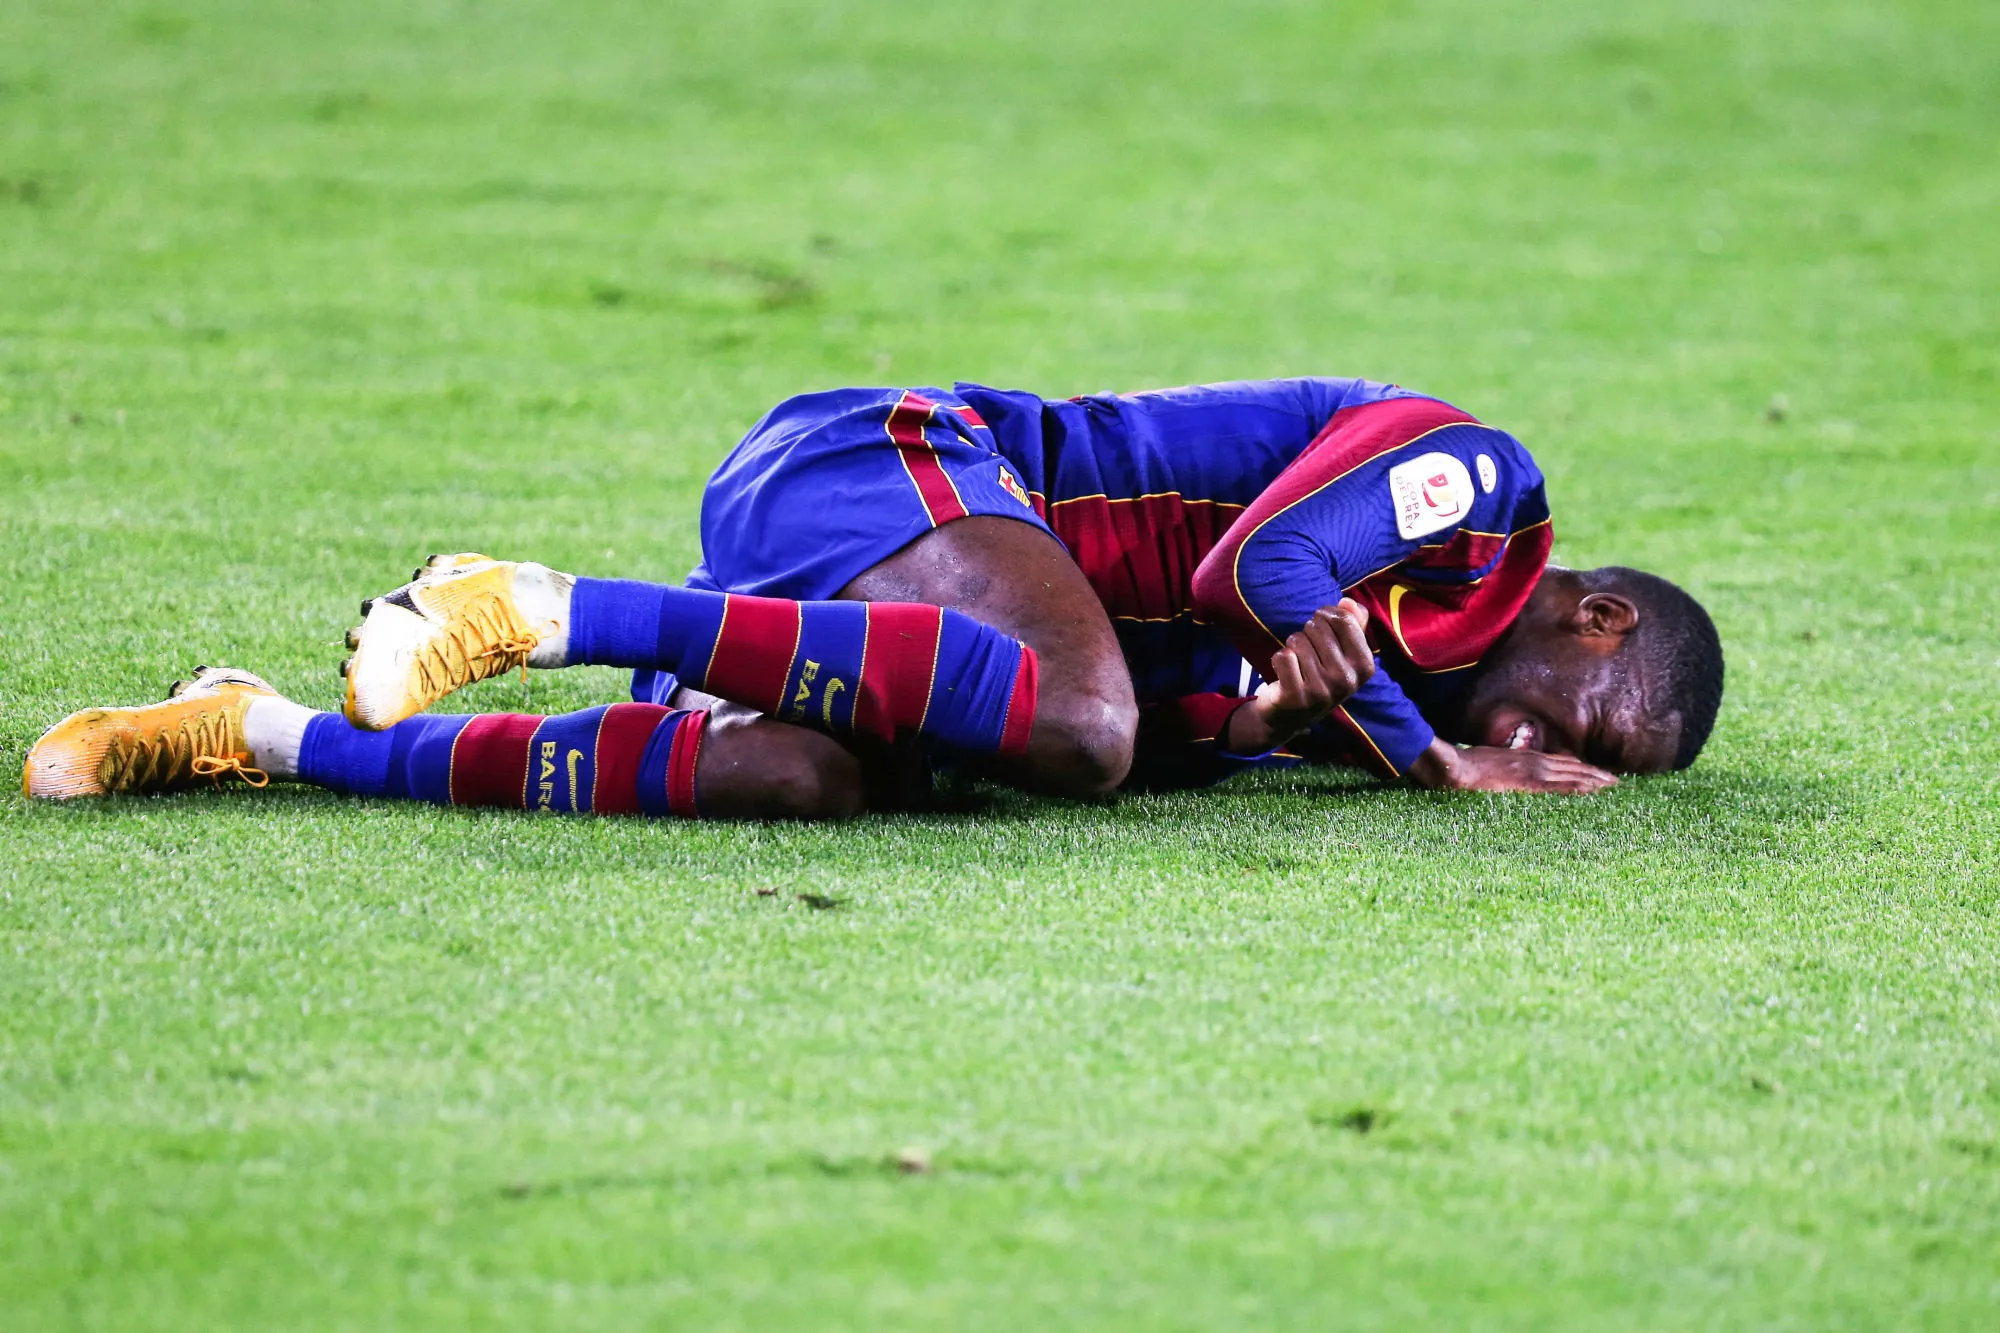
[943,377,1555,782]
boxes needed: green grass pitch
[3,0,1997,1325]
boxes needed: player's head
[1450,566,1724,773]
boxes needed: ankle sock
[242,696,317,779]
[511,563,575,668]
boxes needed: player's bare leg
[838,515,1137,798]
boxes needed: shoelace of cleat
[99,707,269,792]
[410,594,544,699]
[191,754,271,788]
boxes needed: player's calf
[342,555,1039,765]
[682,700,869,820]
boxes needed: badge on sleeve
[1388,452,1474,540]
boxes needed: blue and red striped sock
[567,580,1037,755]
[297,705,706,816]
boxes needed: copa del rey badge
[1389,452,1474,540]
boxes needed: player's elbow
[1189,550,1238,629]
[1191,556,1282,676]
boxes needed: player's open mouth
[1506,720,1536,751]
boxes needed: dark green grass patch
[3,0,1997,1327]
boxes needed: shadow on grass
[1164,763,1865,883]
[9,755,1845,826]
[8,757,1861,887]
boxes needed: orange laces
[99,710,267,792]
[410,595,543,698]
[191,754,271,788]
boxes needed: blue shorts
[632,386,1057,706]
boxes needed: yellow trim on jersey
[915,608,943,736]
[1044,490,1249,510]
[1379,516,1556,674]
[1334,704,1400,777]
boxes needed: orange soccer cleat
[23,667,279,799]
[340,553,569,730]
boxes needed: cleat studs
[360,598,375,618]
[345,627,361,650]
[194,665,210,674]
[412,568,427,582]
[166,679,190,699]
[339,657,351,679]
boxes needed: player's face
[1453,643,1679,774]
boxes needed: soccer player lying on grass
[25,377,1724,817]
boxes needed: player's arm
[1189,397,1609,792]
[1217,600,1375,754]
[1124,601,1375,789]
[1189,398,1471,775]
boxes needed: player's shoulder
[1422,415,1541,488]
[1334,387,1541,471]
[1321,390,1543,540]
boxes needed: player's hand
[1409,740,1619,794]
[1223,600,1374,754]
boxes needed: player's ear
[1565,592,1640,639]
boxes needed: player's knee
[761,741,866,821]
[1033,691,1137,797]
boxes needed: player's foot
[341,554,571,730]
[24,667,280,800]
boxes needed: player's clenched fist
[1223,600,1375,754]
